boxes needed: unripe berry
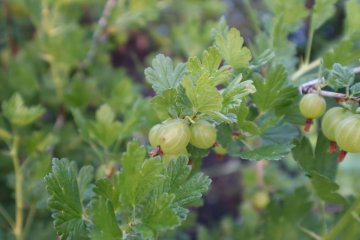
[190,120,217,149]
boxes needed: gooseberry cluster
[299,93,360,161]
[148,118,217,160]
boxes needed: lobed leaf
[325,63,355,90]
[215,28,252,69]
[2,93,45,126]
[89,197,122,240]
[145,54,187,95]
[44,159,88,240]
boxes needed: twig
[299,66,360,103]
[47,106,65,155]
[0,204,14,228]
[322,197,360,240]
[77,0,118,74]
[291,59,321,81]
[23,205,36,238]
[351,211,360,224]
[298,225,322,240]
[255,160,266,188]
[11,135,23,240]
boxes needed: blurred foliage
[1,0,360,239]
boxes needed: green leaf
[71,108,91,140]
[323,40,360,68]
[88,104,123,147]
[216,123,242,154]
[350,82,360,96]
[345,0,360,36]
[251,49,275,67]
[205,111,237,124]
[93,178,120,210]
[108,78,138,113]
[215,28,252,69]
[120,99,152,139]
[145,54,187,95]
[0,128,12,141]
[77,166,94,203]
[261,120,298,146]
[176,85,194,117]
[251,65,288,112]
[292,132,338,180]
[140,157,211,232]
[222,77,256,113]
[25,131,58,156]
[325,63,355,90]
[264,0,308,28]
[182,78,223,114]
[235,143,294,161]
[188,47,232,86]
[89,197,122,240]
[2,93,45,126]
[140,192,180,232]
[264,187,312,239]
[311,0,337,30]
[64,79,92,109]
[310,172,347,205]
[44,159,88,240]
[151,89,177,120]
[164,157,211,207]
[271,18,298,72]
[267,187,312,222]
[118,141,164,206]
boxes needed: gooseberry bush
[1,0,360,239]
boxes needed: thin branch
[0,204,14,228]
[351,211,360,224]
[298,225,322,240]
[299,66,360,103]
[323,196,360,240]
[255,160,266,188]
[291,59,321,81]
[23,205,36,238]
[77,0,118,74]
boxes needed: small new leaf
[325,63,355,90]
[188,47,232,86]
[2,93,45,126]
[215,28,252,69]
[222,77,256,113]
[44,159,88,240]
[182,78,223,114]
[88,104,122,147]
[350,82,360,96]
[145,54,187,95]
[312,0,337,30]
